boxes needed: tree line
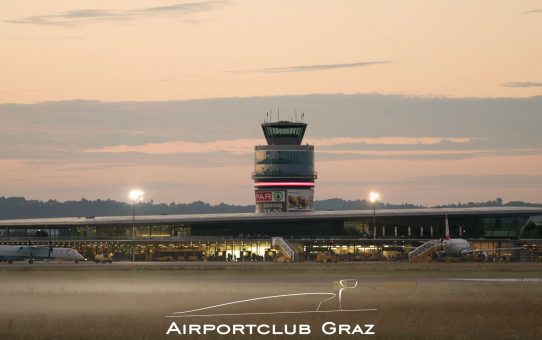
[0,196,540,220]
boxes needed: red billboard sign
[255,191,273,202]
[255,191,285,203]
[255,190,287,213]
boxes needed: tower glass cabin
[253,120,316,213]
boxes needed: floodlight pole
[129,190,144,262]
[373,201,377,240]
[132,202,135,262]
[369,192,380,240]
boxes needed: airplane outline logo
[165,279,377,318]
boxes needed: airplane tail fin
[445,213,451,240]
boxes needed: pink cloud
[85,136,478,155]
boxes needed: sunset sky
[1,1,541,205]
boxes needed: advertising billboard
[255,190,287,213]
[287,189,314,212]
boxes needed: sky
[0,1,541,205]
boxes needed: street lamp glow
[369,191,380,203]
[129,189,144,202]
[369,191,380,240]
[129,189,144,263]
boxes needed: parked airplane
[440,214,523,259]
[0,243,84,264]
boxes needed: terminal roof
[0,207,541,227]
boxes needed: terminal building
[1,118,542,262]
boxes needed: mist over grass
[0,263,541,339]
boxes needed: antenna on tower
[278,107,280,122]
[295,109,298,122]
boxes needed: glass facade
[254,148,315,179]
[0,239,273,262]
[0,214,534,241]
[261,122,307,145]
[348,214,530,240]
[262,125,305,138]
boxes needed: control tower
[253,117,317,213]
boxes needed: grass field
[1,262,541,339]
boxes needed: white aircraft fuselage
[442,238,471,257]
[0,245,84,263]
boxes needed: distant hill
[314,198,422,211]
[0,197,253,220]
[433,197,542,209]
[0,196,540,220]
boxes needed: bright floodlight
[129,189,144,202]
[369,191,380,203]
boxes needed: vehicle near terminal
[153,249,206,262]
[316,251,339,263]
[0,244,84,264]
[94,252,113,263]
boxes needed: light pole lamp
[129,189,144,261]
[369,192,380,240]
